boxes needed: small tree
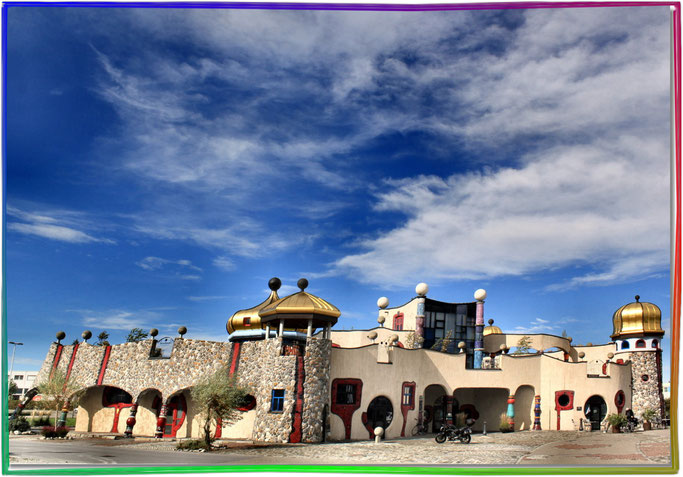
[8,380,18,399]
[440,330,454,353]
[37,370,79,430]
[191,367,250,449]
[512,336,533,355]
[126,328,149,343]
[95,331,110,346]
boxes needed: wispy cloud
[70,309,163,331]
[7,205,115,244]
[137,256,202,273]
[187,295,228,302]
[511,317,559,335]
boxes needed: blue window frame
[271,389,285,412]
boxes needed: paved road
[8,429,673,470]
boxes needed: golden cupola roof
[611,295,664,340]
[483,319,503,336]
[226,278,281,334]
[259,278,340,329]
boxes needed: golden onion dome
[227,278,281,334]
[611,295,664,340]
[259,278,340,329]
[483,319,503,336]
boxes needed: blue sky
[4,5,674,379]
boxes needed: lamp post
[8,341,23,382]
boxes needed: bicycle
[411,415,429,436]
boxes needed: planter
[643,421,652,431]
[611,425,621,433]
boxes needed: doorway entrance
[366,396,393,432]
[584,395,607,431]
[163,394,187,437]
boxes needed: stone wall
[301,337,331,442]
[36,339,232,401]
[630,350,664,418]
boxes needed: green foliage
[404,332,424,349]
[96,331,110,346]
[30,417,52,427]
[440,330,454,352]
[9,417,31,432]
[605,413,627,427]
[642,408,658,422]
[512,336,533,355]
[191,367,250,450]
[176,439,209,451]
[499,413,511,432]
[37,370,80,429]
[126,328,149,343]
[8,380,19,398]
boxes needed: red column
[124,402,139,437]
[155,403,168,438]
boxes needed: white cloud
[213,256,235,271]
[511,318,559,335]
[137,256,202,272]
[72,309,161,331]
[7,206,115,244]
[187,295,228,302]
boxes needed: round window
[641,374,649,382]
[558,393,570,407]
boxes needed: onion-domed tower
[227,277,282,340]
[611,295,665,418]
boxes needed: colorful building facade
[25,279,666,442]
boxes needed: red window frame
[393,312,404,331]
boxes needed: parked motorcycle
[434,424,472,444]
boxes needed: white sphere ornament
[377,297,389,309]
[377,316,386,324]
[415,283,429,296]
[474,289,487,302]
[374,426,384,436]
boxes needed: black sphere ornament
[56,331,66,342]
[82,330,92,341]
[149,328,159,337]
[635,295,640,302]
[297,278,309,291]
[488,319,494,325]
[178,326,187,337]
[268,277,282,291]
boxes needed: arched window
[652,339,659,349]
[621,341,630,350]
[393,312,404,331]
[635,339,646,348]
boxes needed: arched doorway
[155,394,187,438]
[584,395,607,431]
[424,384,448,433]
[366,396,393,432]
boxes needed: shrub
[642,408,658,422]
[41,426,56,438]
[605,413,627,427]
[9,417,31,432]
[499,413,511,432]
[55,427,69,438]
[31,417,52,427]
[176,439,209,451]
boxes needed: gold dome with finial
[483,319,503,336]
[611,295,664,340]
[258,278,340,329]
[227,277,282,334]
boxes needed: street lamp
[8,341,23,381]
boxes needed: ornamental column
[124,401,139,437]
[155,401,168,438]
[532,395,542,431]
[56,400,69,428]
[474,289,487,369]
[506,395,515,431]
[415,283,429,348]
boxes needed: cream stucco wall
[329,342,632,440]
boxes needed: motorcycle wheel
[459,434,471,444]
[435,433,447,444]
